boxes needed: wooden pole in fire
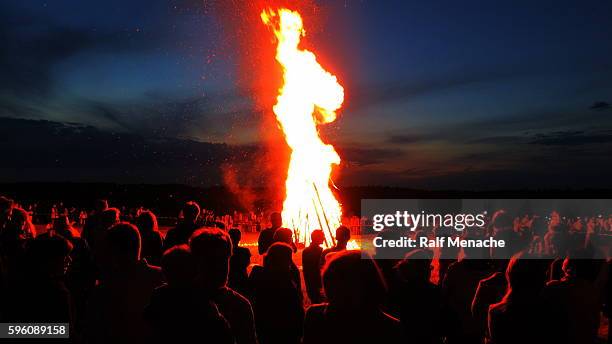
[311,198,331,247]
[291,217,300,245]
[312,182,336,247]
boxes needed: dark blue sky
[1,0,611,189]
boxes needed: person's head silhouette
[503,251,545,300]
[26,235,73,278]
[106,222,141,265]
[263,242,293,273]
[394,249,433,284]
[273,227,293,245]
[189,228,232,292]
[100,208,120,230]
[491,210,513,232]
[136,210,158,234]
[161,244,196,288]
[52,215,77,239]
[335,226,351,246]
[562,249,596,280]
[94,199,109,213]
[270,212,282,229]
[310,229,325,246]
[0,195,14,227]
[8,207,34,238]
[182,201,200,224]
[323,250,386,311]
[228,228,241,248]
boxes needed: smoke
[202,0,320,211]
[221,162,257,211]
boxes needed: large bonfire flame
[261,8,345,247]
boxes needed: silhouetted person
[541,250,606,344]
[135,210,163,266]
[531,215,548,239]
[269,226,302,291]
[2,235,74,327]
[228,228,251,297]
[472,212,524,341]
[489,210,524,259]
[258,212,282,255]
[545,222,571,281]
[81,199,108,249]
[303,250,402,344]
[488,252,548,344]
[164,201,200,250]
[83,206,120,262]
[0,205,28,292]
[6,207,35,239]
[471,262,508,341]
[390,249,442,344]
[441,241,492,344]
[145,245,234,344]
[0,195,13,231]
[435,226,460,282]
[99,207,120,230]
[47,215,95,339]
[88,207,121,279]
[302,229,325,304]
[1,207,31,247]
[86,222,163,344]
[248,242,304,344]
[320,225,351,265]
[190,228,258,344]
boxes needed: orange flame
[261,8,344,247]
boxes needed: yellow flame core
[262,9,344,247]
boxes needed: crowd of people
[0,194,611,343]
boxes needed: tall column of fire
[261,9,344,247]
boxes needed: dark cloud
[0,117,253,185]
[342,160,612,190]
[387,134,423,144]
[589,101,611,111]
[347,64,612,113]
[85,102,135,132]
[2,115,612,190]
[337,146,404,166]
[80,97,209,136]
[385,107,612,149]
[466,136,525,145]
[348,73,502,112]
[74,91,259,141]
[529,130,612,146]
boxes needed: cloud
[2,116,612,189]
[589,101,611,111]
[71,90,261,143]
[384,106,612,149]
[0,116,252,185]
[466,136,524,145]
[347,73,500,112]
[337,146,404,166]
[386,134,423,144]
[529,130,612,146]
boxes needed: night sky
[1,0,611,189]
